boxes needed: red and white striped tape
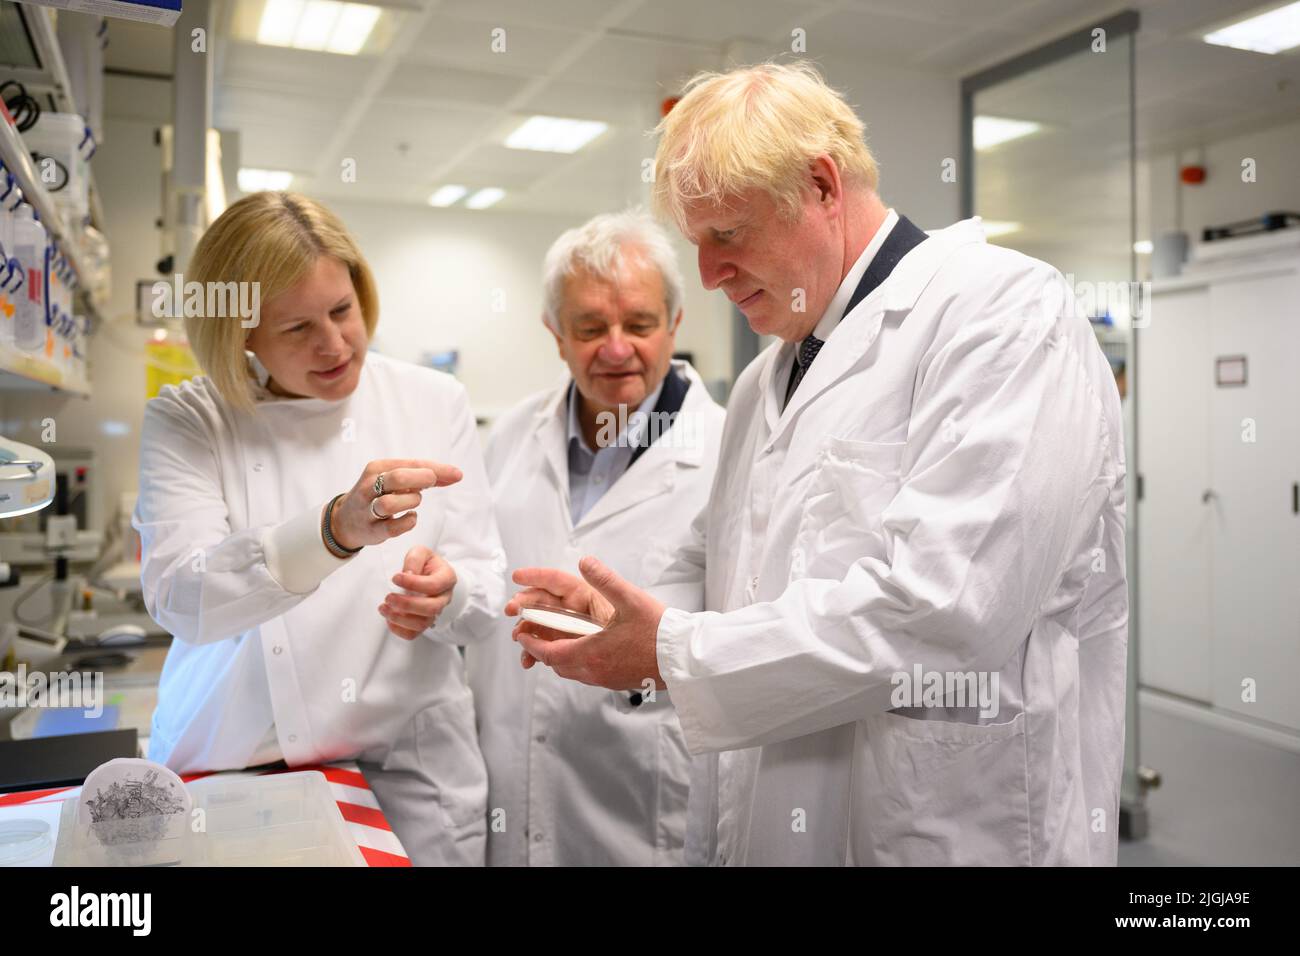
[0,760,410,867]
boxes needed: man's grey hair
[542,208,685,332]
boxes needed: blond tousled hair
[653,60,879,232]
[183,191,379,411]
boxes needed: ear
[809,154,844,210]
[668,308,683,336]
[544,313,564,354]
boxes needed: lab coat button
[252,462,264,472]
[533,832,544,843]
[288,734,297,743]
[534,734,546,744]
[272,645,283,655]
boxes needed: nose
[697,242,735,292]
[598,327,635,365]
[316,316,348,357]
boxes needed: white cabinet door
[1137,284,1213,703]
[1208,270,1300,732]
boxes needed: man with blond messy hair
[509,62,1128,867]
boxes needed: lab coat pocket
[795,439,905,578]
[857,710,1030,865]
[402,693,488,829]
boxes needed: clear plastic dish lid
[0,819,52,865]
[519,604,604,636]
[78,758,192,846]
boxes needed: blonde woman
[134,191,505,865]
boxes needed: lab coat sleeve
[657,261,1122,754]
[422,383,507,646]
[134,393,348,646]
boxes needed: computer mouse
[97,623,148,646]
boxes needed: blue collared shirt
[565,376,665,525]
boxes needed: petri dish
[0,819,52,866]
[519,605,604,636]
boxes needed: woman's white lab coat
[466,361,725,865]
[134,350,506,865]
[654,219,1129,866]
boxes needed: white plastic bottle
[0,171,21,350]
[0,171,25,351]
[12,204,48,353]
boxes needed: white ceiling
[100,0,1300,216]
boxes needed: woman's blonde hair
[183,191,378,411]
[653,60,879,233]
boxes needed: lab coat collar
[528,360,709,531]
[532,380,574,509]
[565,373,666,459]
[763,216,988,445]
[809,209,899,343]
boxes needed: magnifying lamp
[0,436,55,518]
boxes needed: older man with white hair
[509,62,1128,867]
[466,209,725,866]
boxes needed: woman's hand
[331,459,461,551]
[380,545,457,640]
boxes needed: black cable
[29,152,69,192]
[0,80,40,133]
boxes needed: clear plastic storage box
[52,770,366,867]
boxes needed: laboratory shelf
[2,1,105,393]
[0,347,90,395]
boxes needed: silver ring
[370,498,389,521]
[372,472,385,497]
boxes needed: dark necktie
[781,213,929,411]
[784,332,825,409]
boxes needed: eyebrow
[279,294,353,326]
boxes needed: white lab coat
[654,219,1129,866]
[466,361,725,865]
[134,350,506,865]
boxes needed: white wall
[828,58,962,231]
[1147,117,1300,256]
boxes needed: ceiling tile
[380,62,532,107]
[443,143,575,190]
[806,6,972,66]
[216,87,340,128]
[406,14,589,76]
[435,0,622,31]
[617,0,808,46]
[219,41,377,97]
[234,122,339,172]
[547,33,722,92]
[514,79,654,124]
